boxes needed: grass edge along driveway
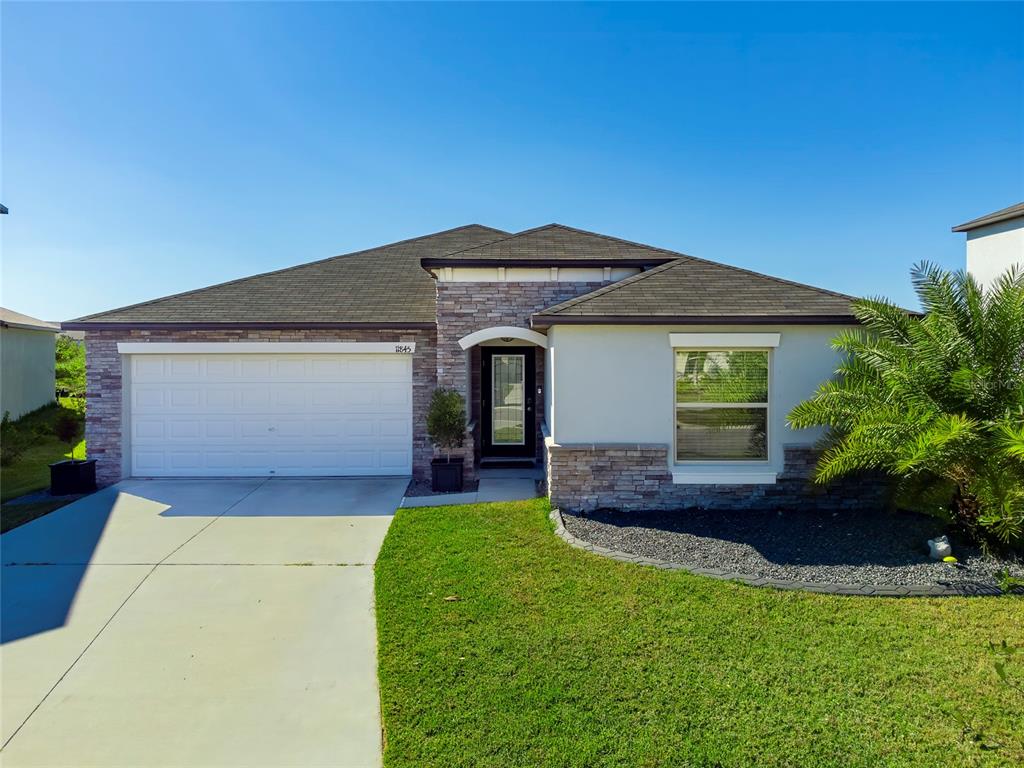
[375,498,1023,768]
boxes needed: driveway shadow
[1,487,118,643]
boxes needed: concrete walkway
[1,477,406,768]
[401,466,541,508]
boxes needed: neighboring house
[954,202,1024,290]
[64,224,882,512]
[1,308,60,420]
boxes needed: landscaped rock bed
[559,507,1024,595]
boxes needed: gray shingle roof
[1,307,60,332]
[422,224,681,265]
[533,257,859,324]
[952,202,1024,233]
[65,225,508,327]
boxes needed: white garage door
[127,352,413,477]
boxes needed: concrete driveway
[1,476,407,768]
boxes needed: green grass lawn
[1,398,86,503]
[1,399,86,531]
[375,499,1024,768]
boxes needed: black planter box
[49,459,97,496]
[431,457,464,493]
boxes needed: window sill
[671,470,777,486]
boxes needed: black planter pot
[49,459,97,496]
[431,457,464,493]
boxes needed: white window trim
[672,347,772,474]
[669,332,780,348]
[116,341,416,355]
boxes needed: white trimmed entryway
[121,343,414,477]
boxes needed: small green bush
[55,335,86,397]
[426,388,466,462]
[53,411,80,446]
[1,412,28,467]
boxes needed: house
[1,308,60,420]
[64,224,882,512]
[954,202,1024,290]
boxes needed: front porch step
[477,463,544,480]
[479,458,537,468]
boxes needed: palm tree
[788,262,1024,551]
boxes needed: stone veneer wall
[84,328,436,485]
[547,443,889,513]
[435,281,608,483]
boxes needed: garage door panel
[133,387,166,409]
[379,383,411,407]
[205,389,237,409]
[133,419,166,440]
[204,358,238,378]
[380,450,412,472]
[168,358,202,378]
[132,357,166,380]
[168,421,202,440]
[379,418,411,438]
[129,353,412,477]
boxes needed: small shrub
[1,412,27,466]
[53,411,80,446]
[426,388,466,462]
[55,335,86,398]
[997,569,1024,595]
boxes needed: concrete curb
[548,508,1011,598]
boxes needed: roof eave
[61,321,437,332]
[1,321,60,333]
[952,204,1024,232]
[531,314,862,328]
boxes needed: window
[674,350,769,462]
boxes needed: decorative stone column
[434,279,611,487]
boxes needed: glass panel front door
[491,354,525,445]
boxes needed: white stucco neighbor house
[64,224,887,512]
[1,307,59,420]
[954,202,1024,290]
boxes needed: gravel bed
[560,507,1024,589]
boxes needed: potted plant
[49,410,96,495]
[427,387,466,493]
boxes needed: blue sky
[2,2,1021,320]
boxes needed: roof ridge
[435,223,563,258]
[539,223,698,260]
[674,252,860,303]
[544,225,858,301]
[538,250,860,317]
[69,224,508,323]
[537,259,687,315]
[435,222,694,261]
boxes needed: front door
[481,347,536,458]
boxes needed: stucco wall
[966,218,1024,291]
[547,324,854,478]
[1,327,56,419]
